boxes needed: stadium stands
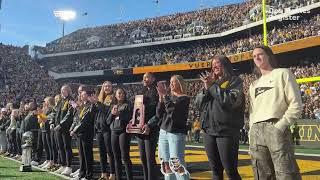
[0,44,59,106]
[40,0,319,54]
[39,13,320,73]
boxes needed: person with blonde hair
[94,81,116,180]
[53,85,74,176]
[38,97,56,169]
[156,75,190,180]
[48,94,62,171]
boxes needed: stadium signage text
[296,120,320,147]
[188,61,211,69]
[113,69,124,75]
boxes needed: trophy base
[20,165,32,172]
[126,127,143,134]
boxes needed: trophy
[126,95,145,134]
[20,131,33,172]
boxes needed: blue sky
[0,0,243,47]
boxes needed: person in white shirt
[249,45,302,180]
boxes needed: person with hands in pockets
[249,45,302,180]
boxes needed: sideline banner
[296,120,320,147]
[133,61,211,74]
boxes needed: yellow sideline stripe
[297,76,320,83]
[72,145,320,179]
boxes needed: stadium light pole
[53,10,76,37]
[262,0,268,46]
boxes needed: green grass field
[0,157,60,180]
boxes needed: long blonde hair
[44,97,55,109]
[98,81,114,105]
[54,94,61,106]
[171,75,187,94]
[61,84,72,97]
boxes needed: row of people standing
[0,45,303,180]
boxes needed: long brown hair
[253,45,279,78]
[211,55,235,83]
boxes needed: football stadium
[0,0,319,179]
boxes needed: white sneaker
[61,167,72,176]
[30,161,39,166]
[43,161,53,169]
[72,172,80,178]
[70,169,80,177]
[54,166,65,174]
[39,160,48,168]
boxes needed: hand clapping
[200,71,215,89]
[111,105,119,116]
[156,81,168,97]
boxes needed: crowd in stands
[1,43,319,126]
[40,0,318,54]
[0,44,59,107]
[42,13,320,73]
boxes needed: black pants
[97,131,115,174]
[56,131,72,167]
[37,131,43,162]
[111,131,132,180]
[16,130,22,155]
[8,129,17,155]
[51,130,59,164]
[42,132,52,161]
[203,133,241,180]
[136,130,159,180]
[194,130,201,142]
[31,130,42,162]
[78,135,94,179]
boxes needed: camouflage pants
[249,120,301,180]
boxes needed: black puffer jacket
[196,76,245,136]
[94,102,112,133]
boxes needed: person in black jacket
[20,101,41,164]
[95,81,116,180]
[108,88,133,180]
[196,55,244,180]
[70,88,96,180]
[135,72,160,180]
[38,97,56,169]
[156,75,190,180]
[69,85,86,178]
[53,85,74,176]
[48,94,62,171]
